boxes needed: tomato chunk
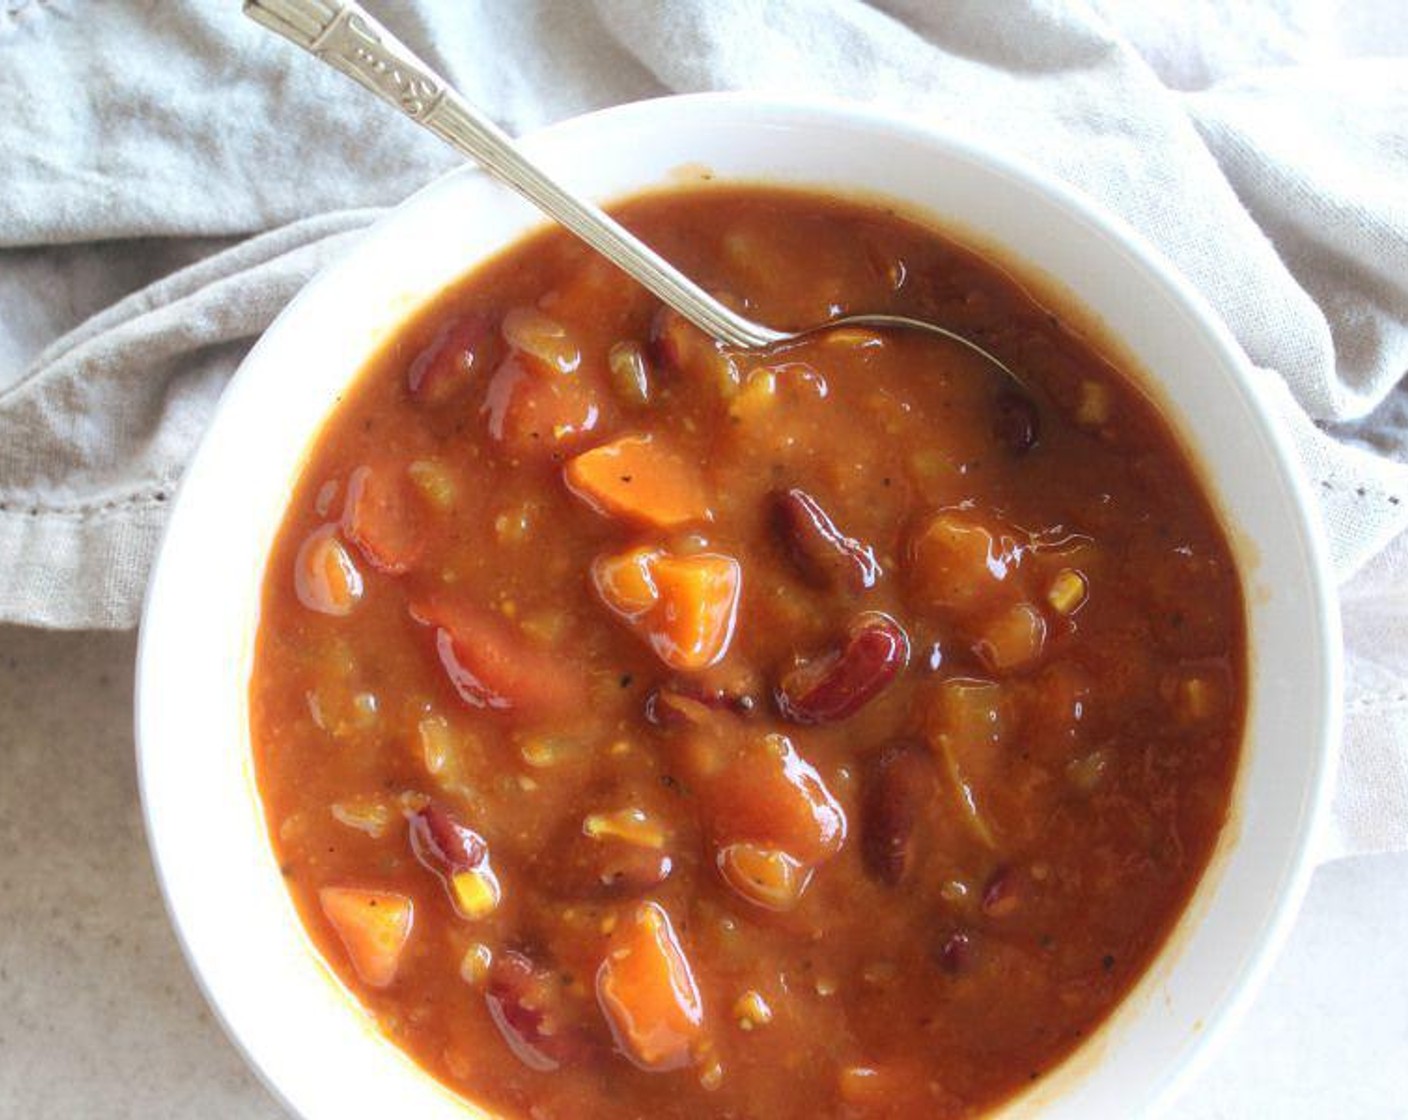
[592,547,741,670]
[564,434,712,529]
[407,313,495,405]
[702,732,847,866]
[596,902,704,1071]
[909,508,1021,615]
[342,465,424,575]
[482,352,601,457]
[318,887,413,989]
[410,592,588,713]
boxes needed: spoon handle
[244,0,781,349]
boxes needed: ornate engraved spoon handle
[243,0,781,349]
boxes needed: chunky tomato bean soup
[251,187,1244,1118]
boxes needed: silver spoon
[245,0,1021,385]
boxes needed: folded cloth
[1,0,1403,857]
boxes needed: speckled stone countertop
[1,623,1404,1118]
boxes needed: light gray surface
[0,623,1403,1118]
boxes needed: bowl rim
[135,89,1342,1119]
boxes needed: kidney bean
[776,612,911,724]
[773,487,882,593]
[993,391,1039,455]
[485,950,598,1071]
[644,676,758,728]
[862,741,935,886]
[408,802,488,875]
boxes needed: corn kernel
[1047,568,1089,615]
[733,989,773,1029]
[459,942,492,985]
[450,868,501,919]
[583,808,665,849]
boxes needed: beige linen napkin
[1,0,1404,857]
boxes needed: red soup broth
[251,187,1244,1120]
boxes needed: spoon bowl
[245,0,1023,387]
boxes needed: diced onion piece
[926,678,1005,847]
[330,796,393,838]
[501,307,580,374]
[318,887,414,989]
[294,524,363,616]
[564,434,712,530]
[974,602,1048,673]
[716,842,811,911]
[407,458,457,510]
[608,340,652,406]
[1046,568,1088,615]
[596,902,704,1071]
[583,808,667,849]
[728,368,778,422]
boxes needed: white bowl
[136,93,1340,1119]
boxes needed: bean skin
[776,612,911,724]
[773,487,881,593]
[407,802,488,875]
[485,951,599,1071]
[862,740,935,886]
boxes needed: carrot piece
[648,552,740,670]
[410,592,588,714]
[591,548,741,671]
[596,902,704,1070]
[406,313,496,405]
[318,887,414,989]
[342,465,424,575]
[564,434,711,529]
